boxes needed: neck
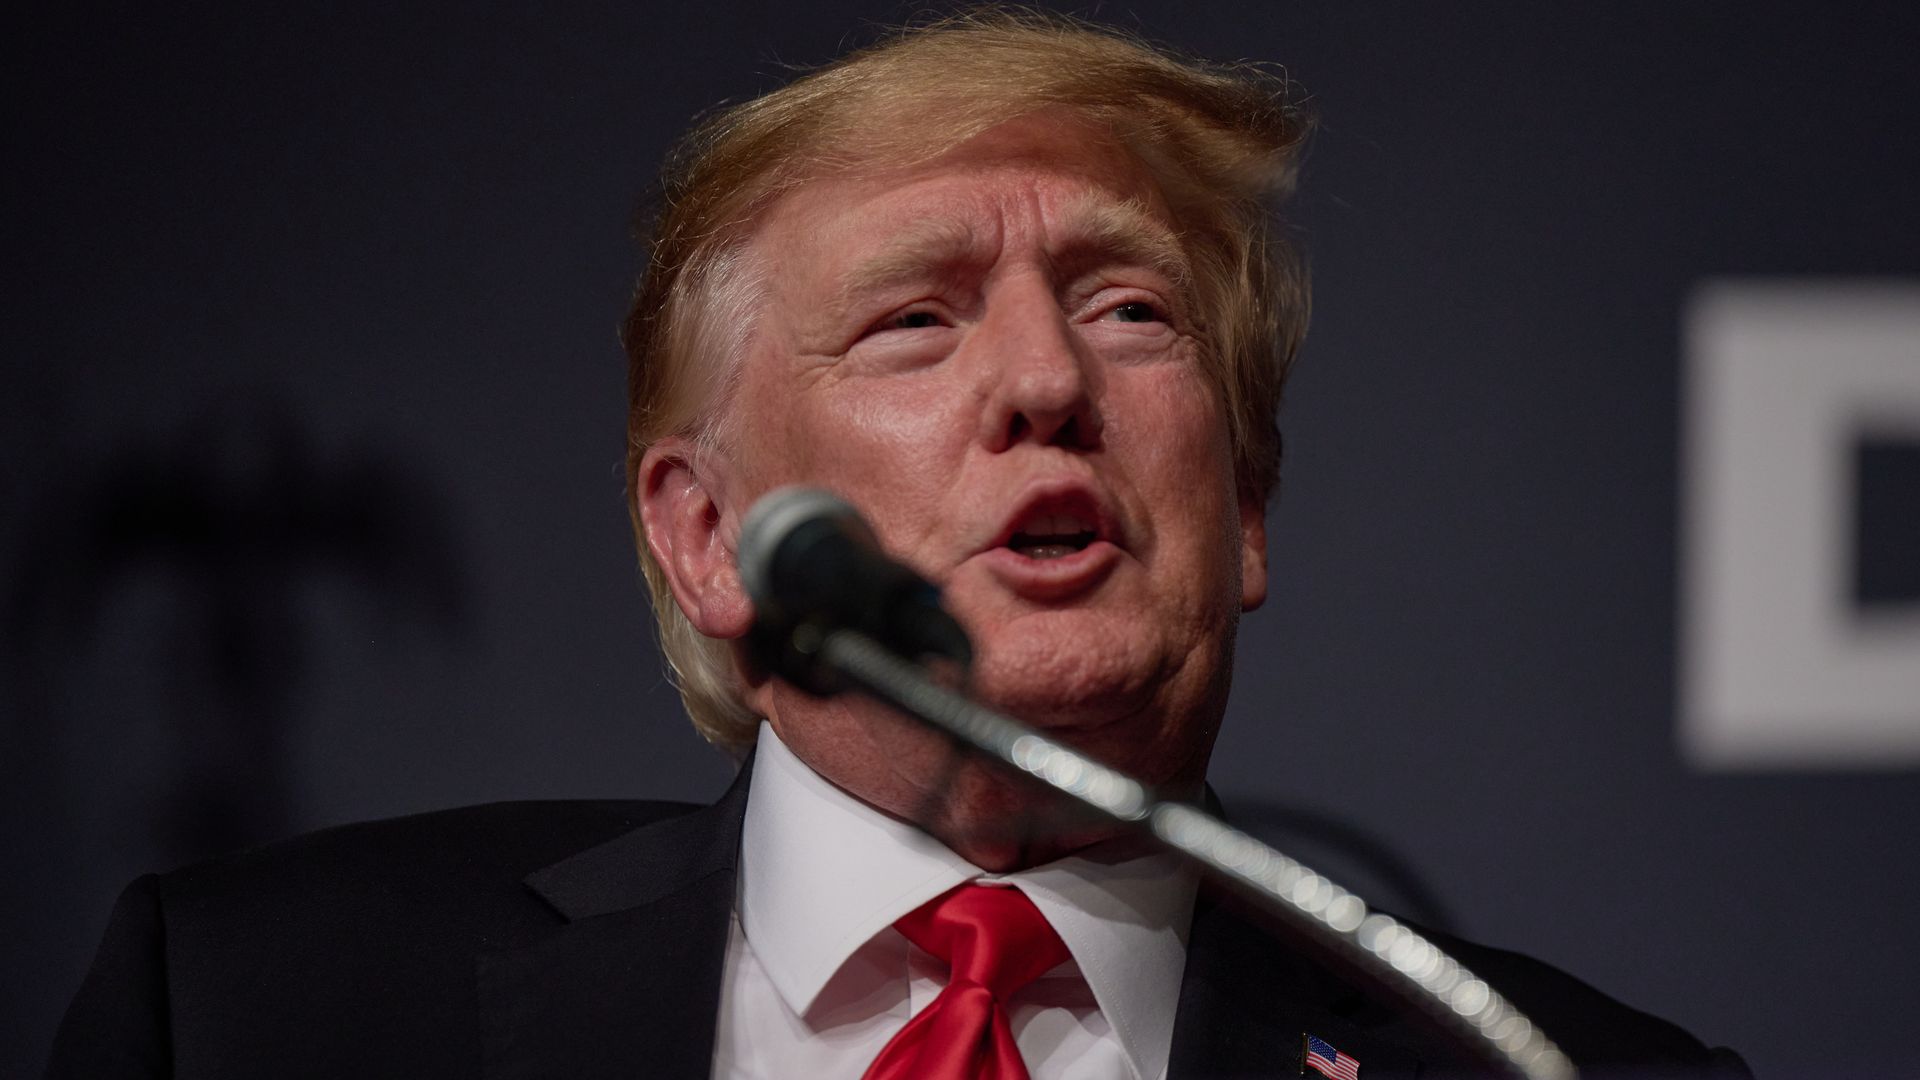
[861,742,1203,873]
[760,697,1209,872]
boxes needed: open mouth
[981,487,1119,598]
[1006,512,1099,560]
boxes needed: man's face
[716,115,1267,852]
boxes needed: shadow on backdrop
[7,395,469,869]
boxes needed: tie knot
[894,884,1071,1000]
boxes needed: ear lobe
[637,439,755,639]
[1238,491,1269,613]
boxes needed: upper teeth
[1022,513,1093,538]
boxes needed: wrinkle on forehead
[750,112,1202,360]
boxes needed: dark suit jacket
[50,763,1748,1078]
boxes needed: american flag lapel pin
[1302,1033,1360,1080]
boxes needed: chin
[963,618,1162,718]
[968,674,1155,736]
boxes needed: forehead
[747,114,1176,277]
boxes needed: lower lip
[977,539,1121,600]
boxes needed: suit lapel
[476,761,752,1080]
[1168,887,1435,1079]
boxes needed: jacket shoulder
[1175,891,1749,1079]
[169,798,697,891]
[50,799,716,1079]
[156,798,702,942]
[1422,929,1752,1077]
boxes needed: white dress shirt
[711,723,1197,1080]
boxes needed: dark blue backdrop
[6,3,1917,1075]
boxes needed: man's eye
[890,311,941,330]
[1106,301,1163,324]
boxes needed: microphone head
[736,485,971,693]
[737,486,872,619]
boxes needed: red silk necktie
[861,883,1072,1080]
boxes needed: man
[52,12,1745,1078]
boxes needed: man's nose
[975,283,1104,453]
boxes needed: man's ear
[1239,488,1269,613]
[636,437,754,639]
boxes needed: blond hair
[623,9,1312,754]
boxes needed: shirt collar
[738,722,1196,1080]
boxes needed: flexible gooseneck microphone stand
[741,487,1576,1080]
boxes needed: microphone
[735,487,1571,1079]
[735,492,1570,1080]
[738,486,971,692]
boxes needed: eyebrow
[825,194,1193,322]
[828,217,985,318]
[1049,195,1193,293]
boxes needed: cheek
[735,353,948,476]
[1115,367,1236,488]
[732,386,816,491]
[834,376,966,456]
[750,372,976,543]
[1115,368,1243,582]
